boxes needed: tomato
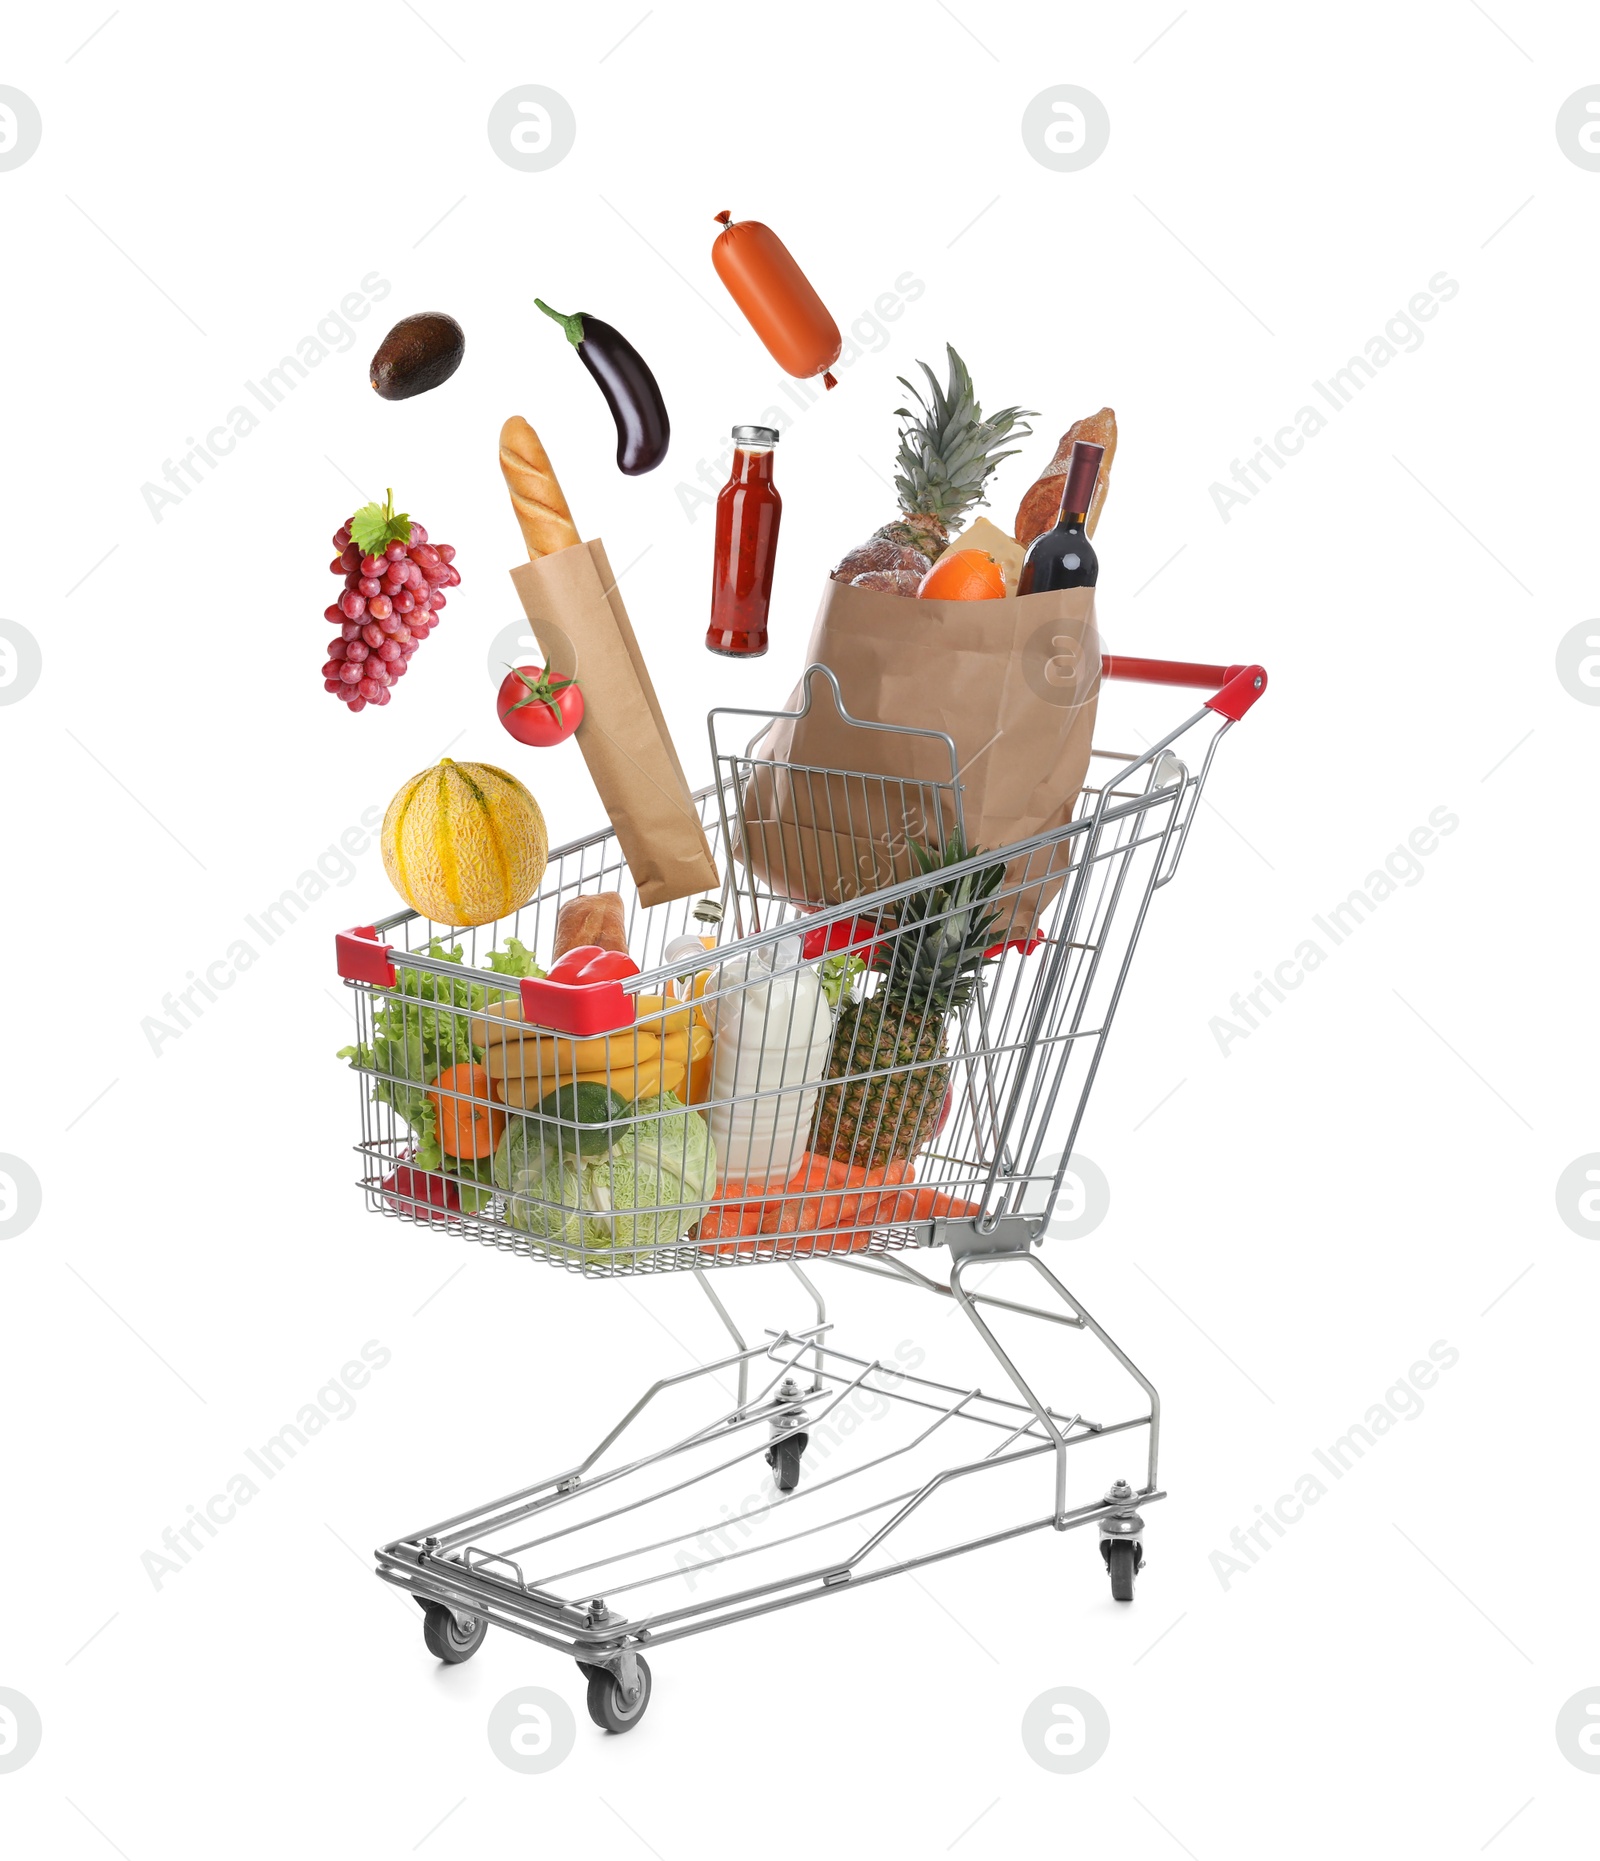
[547,944,603,983]
[576,950,640,983]
[497,664,583,746]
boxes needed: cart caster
[1099,1478,1145,1603]
[579,1656,652,1733]
[765,1430,809,1494]
[422,1601,487,1663]
[1102,1537,1143,1602]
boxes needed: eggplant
[534,299,670,475]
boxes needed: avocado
[537,1081,630,1158]
[370,312,465,400]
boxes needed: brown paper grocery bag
[738,578,1099,915]
[510,541,719,907]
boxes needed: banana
[466,996,527,1047]
[484,1028,660,1087]
[633,992,696,1036]
[659,1023,712,1068]
[496,1058,685,1109]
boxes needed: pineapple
[832,347,1035,585]
[812,837,1007,1171]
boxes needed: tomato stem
[504,663,579,725]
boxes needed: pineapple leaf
[875,834,1009,1015]
[890,345,1036,532]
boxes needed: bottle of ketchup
[706,424,781,658]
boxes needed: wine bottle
[1018,441,1105,595]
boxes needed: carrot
[793,1158,913,1233]
[830,1187,981,1250]
[695,1177,796,1250]
[868,1185,979,1224]
[695,1153,964,1259]
[702,1153,858,1240]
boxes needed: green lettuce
[338,937,543,1175]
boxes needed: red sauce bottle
[706,425,781,657]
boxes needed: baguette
[499,414,581,559]
[1013,407,1117,549]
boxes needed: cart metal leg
[941,1247,1158,1600]
[691,1267,750,1411]
[945,1249,1160,1507]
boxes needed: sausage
[533,300,670,475]
[711,211,842,388]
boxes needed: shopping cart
[336,653,1265,1731]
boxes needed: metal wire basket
[335,656,1264,1279]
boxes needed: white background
[3,1,1597,1852]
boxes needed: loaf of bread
[851,569,924,596]
[1013,407,1117,548]
[552,891,628,960]
[499,415,581,559]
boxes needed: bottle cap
[731,424,780,444]
[692,897,725,924]
[662,933,712,971]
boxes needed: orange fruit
[917,548,1007,601]
[429,1062,506,1159]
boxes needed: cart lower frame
[375,1240,1163,1723]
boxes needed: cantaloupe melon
[381,758,548,928]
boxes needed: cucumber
[537,1081,630,1158]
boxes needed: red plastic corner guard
[518,975,637,1036]
[336,925,397,988]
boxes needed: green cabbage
[493,1091,715,1254]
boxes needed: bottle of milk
[700,934,834,1186]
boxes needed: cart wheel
[1106,1539,1138,1603]
[422,1601,487,1663]
[580,1656,652,1733]
[766,1430,808,1494]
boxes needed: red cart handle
[1101,654,1268,722]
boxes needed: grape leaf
[350,497,413,557]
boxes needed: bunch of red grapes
[321,519,459,712]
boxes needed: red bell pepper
[382,1161,460,1222]
[800,916,882,964]
[546,943,603,983]
[575,949,640,984]
[984,932,1045,961]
